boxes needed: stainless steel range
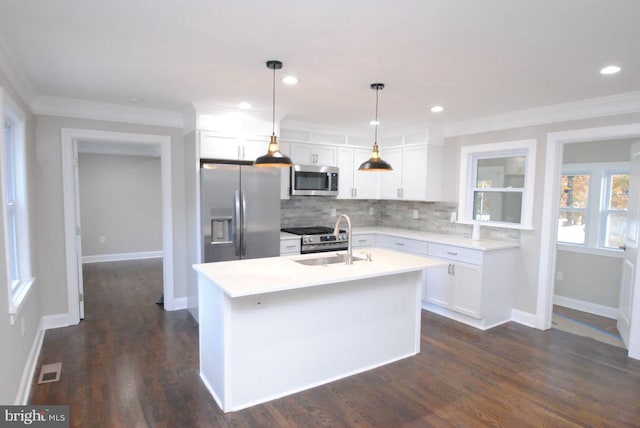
[281,226,348,254]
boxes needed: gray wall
[78,153,162,256]
[442,112,640,314]
[0,73,43,403]
[555,250,622,308]
[563,138,635,164]
[34,115,188,318]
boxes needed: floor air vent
[37,362,62,384]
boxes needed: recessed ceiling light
[430,105,444,113]
[600,65,621,75]
[369,120,380,126]
[126,96,143,103]
[282,75,299,85]
[238,102,252,110]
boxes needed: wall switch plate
[99,236,106,244]
[369,207,374,215]
[556,271,563,281]
[331,208,337,217]
[413,210,419,219]
[450,212,456,223]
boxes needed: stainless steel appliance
[290,165,339,196]
[201,161,281,262]
[280,226,348,254]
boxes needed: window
[458,139,537,229]
[1,88,33,324]
[557,162,629,253]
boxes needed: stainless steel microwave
[290,165,339,196]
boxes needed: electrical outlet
[450,212,457,223]
[556,271,564,281]
[331,208,337,217]
[413,210,419,219]
[99,236,106,244]
[369,207,375,216]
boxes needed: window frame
[1,88,34,325]
[557,162,629,257]
[458,139,537,229]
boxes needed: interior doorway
[61,129,175,324]
[538,123,640,360]
[550,138,633,348]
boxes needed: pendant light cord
[272,65,276,136]
[374,87,379,144]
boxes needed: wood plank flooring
[30,260,640,427]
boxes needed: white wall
[0,72,43,404]
[78,153,162,256]
[34,115,188,317]
[442,112,640,315]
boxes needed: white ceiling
[1,0,639,135]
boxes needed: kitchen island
[193,247,445,412]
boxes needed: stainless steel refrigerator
[201,162,281,263]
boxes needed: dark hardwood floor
[30,260,640,427]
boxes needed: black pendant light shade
[358,83,392,172]
[254,60,293,168]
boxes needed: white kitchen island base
[195,248,443,412]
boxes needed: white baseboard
[553,295,619,319]
[15,319,46,404]
[42,313,74,330]
[164,296,188,311]
[511,309,537,328]
[82,251,163,264]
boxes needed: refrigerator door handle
[241,191,247,255]
[234,190,241,256]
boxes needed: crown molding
[0,38,37,105]
[443,91,640,138]
[31,96,184,129]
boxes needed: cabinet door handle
[447,251,458,256]
[452,264,456,275]
[285,245,297,249]
[354,188,357,198]
[358,239,368,243]
[447,264,451,275]
[395,242,405,246]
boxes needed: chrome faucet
[333,214,353,265]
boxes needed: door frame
[538,123,640,359]
[61,128,175,324]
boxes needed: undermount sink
[294,254,365,266]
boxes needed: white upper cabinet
[378,144,442,201]
[199,132,271,162]
[337,147,378,199]
[290,143,337,166]
[378,147,404,199]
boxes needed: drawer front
[280,239,301,255]
[352,234,375,248]
[428,243,483,265]
[377,235,428,255]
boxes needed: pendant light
[254,60,293,167]
[358,83,393,172]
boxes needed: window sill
[9,277,35,325]
[557,244,624,259]
[457,219,534,231]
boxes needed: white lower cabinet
[352,234,375,248]
[425,242,515,329]
[376,235,428,255]
[280,237,301,256]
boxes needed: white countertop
[351,226,519,251]
[193,247,446,298]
